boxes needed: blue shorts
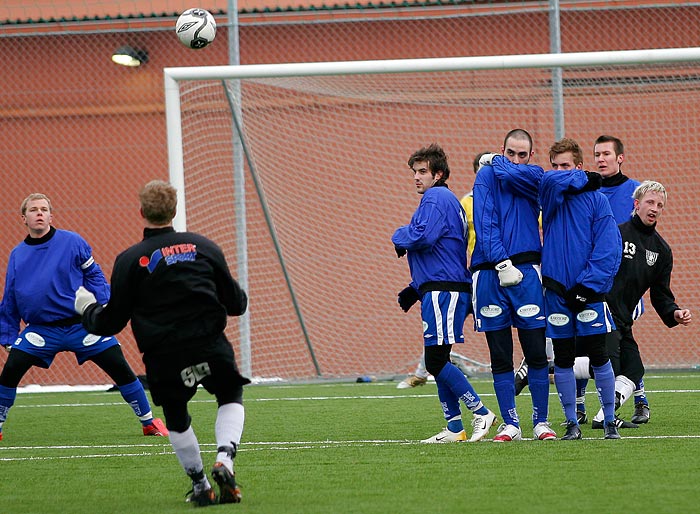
[543,290,616,339]
[420,290,470,347]
[11,323,120,368]
[472,265,546,332]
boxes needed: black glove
[574,171,603,194]
[564,284,598,313]
[397,286,420,312]
[395,244,407,258]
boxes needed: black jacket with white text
[82,227,247,356]
[606,215,679,331]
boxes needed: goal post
[164,47,700,381]
[164,47,700,82]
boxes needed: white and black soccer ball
[175,8,216,49]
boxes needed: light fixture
[111,46,148,67]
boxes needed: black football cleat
[592,416,638,429]
[631,403,650,424]
[561,420,582,440]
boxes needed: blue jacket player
[471,129,555,442]
[392,143,497,443]
[0,193,166,442]
[594,135,640,224]
[590,134,650,419]
[572,135,644,425]
[540,138,622,440]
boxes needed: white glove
[495,259,523,287]
[74,286,97,315]
[478,153,499,170]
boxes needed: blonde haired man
[0,193,166,442]
[586,181,691,426]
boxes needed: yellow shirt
[460,192,475,256]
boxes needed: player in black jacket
[578,180,692,427]
[75,180,249,507]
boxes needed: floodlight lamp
[112,46,148,67]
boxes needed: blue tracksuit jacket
[539,170,621,294]
[392,185,470,292]
[0,227,111,346]
[471,155,543,270]
[600,173,640,224]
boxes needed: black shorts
[142,335,250,407]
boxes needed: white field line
[15,374,699,395]
[3,434,700,462]
[10,387,700,408]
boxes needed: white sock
[169,426,209,488]
[414,355,429,378]
[215,403,245,470]
[615,375,636,409]
[592,408,604,423]
[592,375,635,423]
[573,357,591,379]
[137,412,154,423]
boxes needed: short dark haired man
[393,144,497,443]
[77,180,249,506]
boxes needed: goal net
[165,48,700,382]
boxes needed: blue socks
[554,365,577,423]
[493,371,518,426]
[635,378,649,405]
[447,417,464,433]
[576,378,588,412]
[0,384,17,431]
[436,379,461,426]
[436,362,486,417]
[117,379,154,425]
[528,365,550,425]
[592,361,615,422]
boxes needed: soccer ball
[175,8,216,49]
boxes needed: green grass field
[1,372,699,514]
